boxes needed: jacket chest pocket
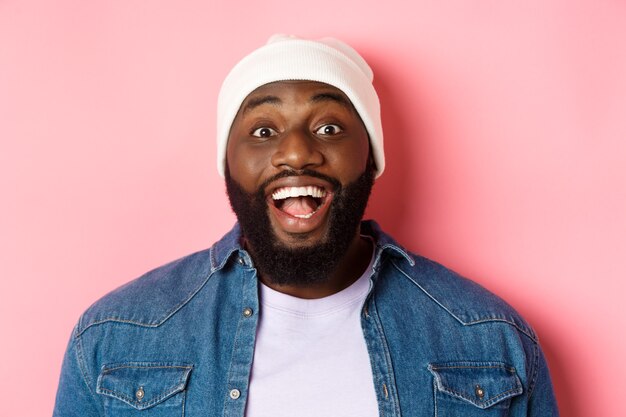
[428,362,523,417]
[96,362,193,417]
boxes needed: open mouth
[271,185,329,219]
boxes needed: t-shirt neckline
[259,237,375,318]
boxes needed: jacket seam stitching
[433,380,439,417]
[439,385,520,407]
[370,296,402,417]
[98,385,184,409]
[102,364,192,372]
[391,260,538,342]
[430,365,516,371]
[464,318,537,342]
[527,341,540,399]
[222,269,246,417]
[210,245,240,273]
[74,330,101,414]
[76,270,216,337]
[376,243,415,266]
[210,245,217,270]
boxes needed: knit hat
[216,34,385,178]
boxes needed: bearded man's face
[224,80,374,286]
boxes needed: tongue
[280,196,317,216]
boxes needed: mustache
[259,169,342,194]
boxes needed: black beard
[225,164,374,287]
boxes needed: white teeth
[294,212,314,219]
[271,186,326,200]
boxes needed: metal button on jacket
[135,387,145,401]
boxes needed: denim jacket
[53,221,558,416]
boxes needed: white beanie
[216,34,385,178]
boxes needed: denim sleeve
[53,329,101,417]
[527,342,559,416]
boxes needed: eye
[251,127,278,138]
[315,124,343,136]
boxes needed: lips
[271,186,327,219]
[266,177,334,235]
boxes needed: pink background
[1,1,625,416]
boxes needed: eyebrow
[310,92,352,109]
[242,95,282,114]
[241,91,353,114]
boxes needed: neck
[255,232,372,299]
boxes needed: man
[54,35,559,416]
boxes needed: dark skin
[226,80,373,299]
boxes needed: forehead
[238,80,356,115]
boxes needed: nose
[271,128,324,171]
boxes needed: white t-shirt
[245,247,379,417]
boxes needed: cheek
[327,139,370,180]
[226,142,272,191]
